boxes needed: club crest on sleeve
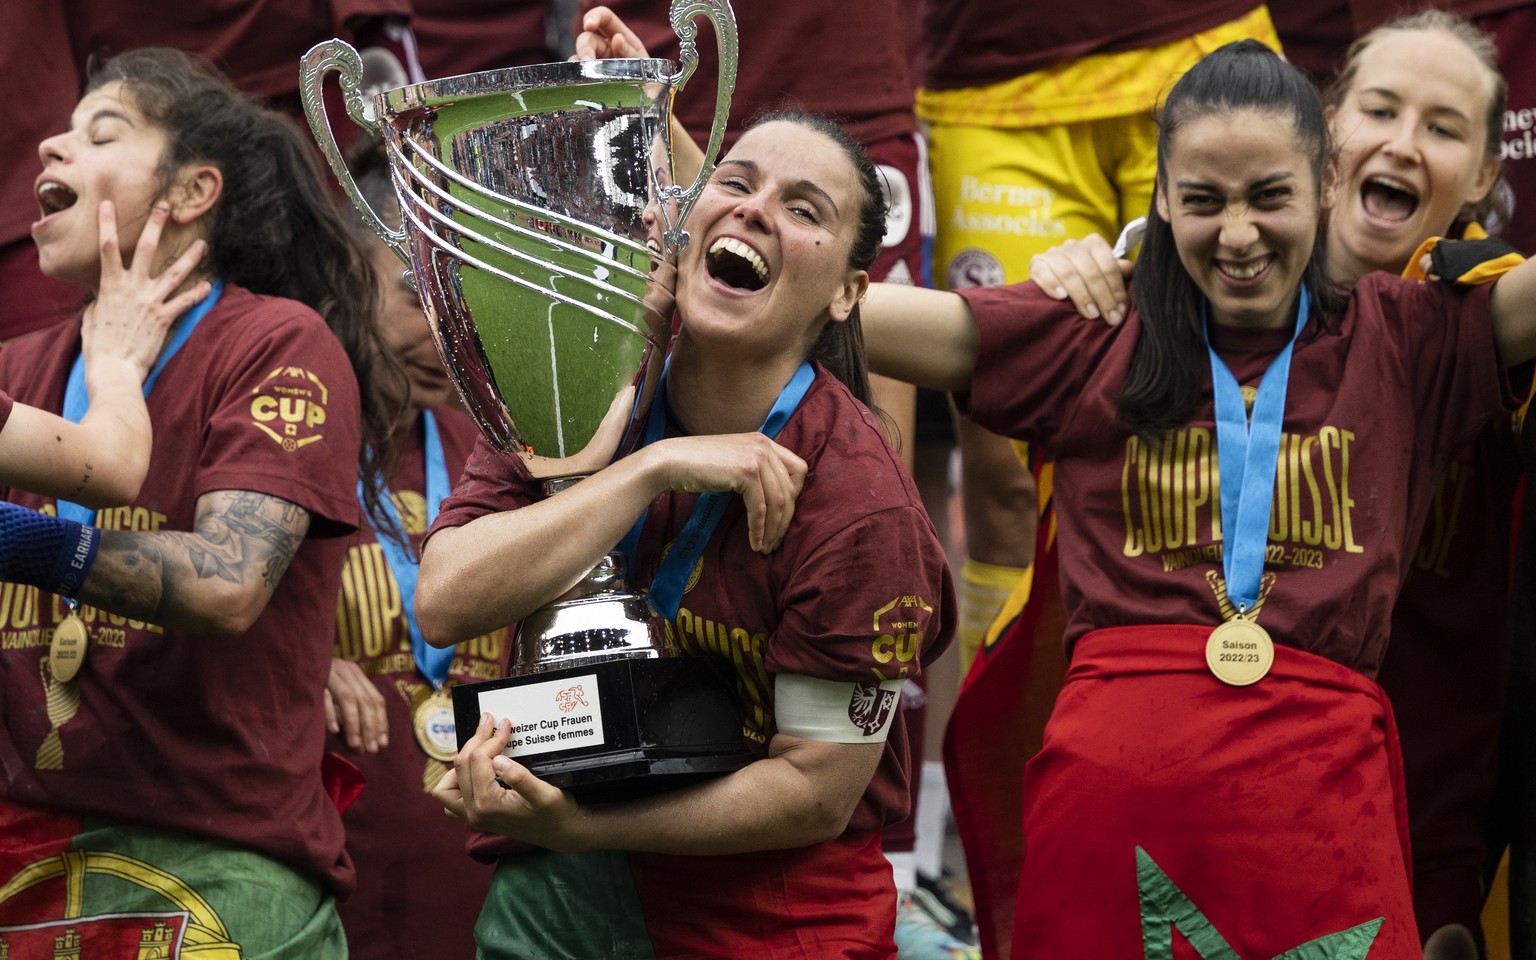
[847,682,897,736]
[248,366,330,451]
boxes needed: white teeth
[1366,175,1417,196]
[36,181,76,214]
[1221,260,1266,280]
[709,236,768,283]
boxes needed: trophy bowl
[302,0,753,800]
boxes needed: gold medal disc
[413,688,459,763]
[49,614,89,683]
[1205,617,1274,686]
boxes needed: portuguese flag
[0,801,343,959]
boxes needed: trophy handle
[659,0,738,253]
[299,39,412,269]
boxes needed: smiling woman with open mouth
[416,109,956,960]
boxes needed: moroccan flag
[1011,626,1419,958]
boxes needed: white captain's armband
[773,674,905,743]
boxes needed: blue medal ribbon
[57,279,225,528]
[620,360,816,621]
[1207,287,1309,615]
[359,409,455,689]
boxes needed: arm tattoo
[185,491,308,589]
[82,490,311,629]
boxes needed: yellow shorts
[926,116,1158,290]
[920,6,1280,290]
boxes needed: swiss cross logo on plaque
[248,366,330,451]
[478,673,606,759]
[555,685,589,713]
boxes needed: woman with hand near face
[0,48,404,954]
[415,112,954,960]
[862,39,1536,956]
[0,202,197,508]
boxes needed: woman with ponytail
[416,111,955,960]
[861,39,1536,957]
[0,48,406,955]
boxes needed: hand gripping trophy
[300,0,748,800]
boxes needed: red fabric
[411,0,555,78]
[0,801,85,926]
[943,521,1063,960]
[0,240,85,342]
[864,133,929,289]
[1378,421,1521,943]
[0,3,80,251]
[435,365,956,839]
[1012,625,1419,957]
[919,0,1263,89]
[577,0,917,150]
[0,389,11,434]
[330,408,508,960]
[1484,4,1536,258]
[0,800,79,865]
[629,831,897,959]
[1347,0,1532,33]
[2,21,83,347]
[321,751,366,815]
[63,0,410,101]
[0,284,362,893]
[957,275,1516,677]
[1269,0,1354,85]
[1,0,79,340]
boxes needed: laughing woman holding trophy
[415,108,955,960]
[292,2,950,954]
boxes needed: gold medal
[49,612,89,683]
[1205,616,1274,686]
[413,687,459,762]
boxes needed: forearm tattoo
[79,490,310,629]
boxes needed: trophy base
[452,655,754,803]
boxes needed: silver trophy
[301,0,751,800]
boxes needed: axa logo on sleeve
[870,594,935,680]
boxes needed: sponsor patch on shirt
[249,366,330,451]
